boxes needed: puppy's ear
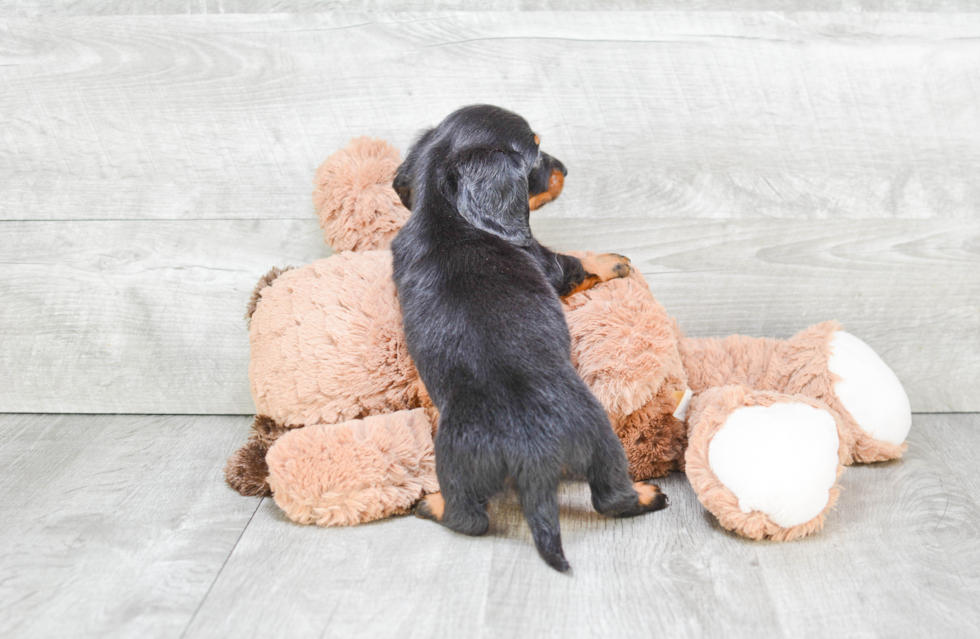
[452,147,532,246]
[393,167,414,209]
[394,128,436,210]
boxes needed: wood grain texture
[0,218,328,414]
[1,414,976,638]
[753,414,980,638]
[9,1,980,16]
[2,12,979,221]
[1,217,975,414]
[533,217,980,414]
[180,413,980,639]
[2,10,977,413]
[0,413,259,639]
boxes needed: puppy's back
[394,210,607,573]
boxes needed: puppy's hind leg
[587,427,668,518]
[415,440,496,537]
[416,489,491,536]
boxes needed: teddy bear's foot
[265,408,438,526]
[827,331,911,463]
[686,387,845,541]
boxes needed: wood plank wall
[1,7,977,414]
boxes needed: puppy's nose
[544,153,568,177]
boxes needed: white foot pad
[828,332,912,446]
[709,403,840,528]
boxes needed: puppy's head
[393,105,568,245]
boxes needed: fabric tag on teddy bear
[672,388,693,421]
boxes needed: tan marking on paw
[415,492,445,522]
[633,481,663,508]
[528,168,565,210]
[565,274,602,297]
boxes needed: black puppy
[390,105,667,573]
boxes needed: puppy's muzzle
[528,152,568,211]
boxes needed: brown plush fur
[246,266,293,324]
[313,137,410,252]
[560,267,690,481]
[224,414,305,497]
[225,439,274,497]
[248,251,431,428]
[615,401,688,481]
[266,408,439,526]
[562,267,688,422]
[228,136,910,541]
[678,321,907,465]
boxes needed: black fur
[393,119,567,213]
[390,105,666,573]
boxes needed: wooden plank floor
[2,413,977,638]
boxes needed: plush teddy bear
[226,137,912,542]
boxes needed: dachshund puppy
[390,105,667,573]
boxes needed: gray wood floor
[1,412,978,639]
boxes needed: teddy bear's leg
[684,386,846,541]
[766,322,911,463]
[824,331,912,463]
[679,321,912,464]
[265,408,439,526]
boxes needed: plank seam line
[178,497,264,639]
[422,35,798,49]
[0,218,316,223]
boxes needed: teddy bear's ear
[313,137,410,252]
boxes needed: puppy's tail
[518,477,571,574]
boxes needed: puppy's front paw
[606,253,632,279]
[582,253,631,282]
[414,492,445,522]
